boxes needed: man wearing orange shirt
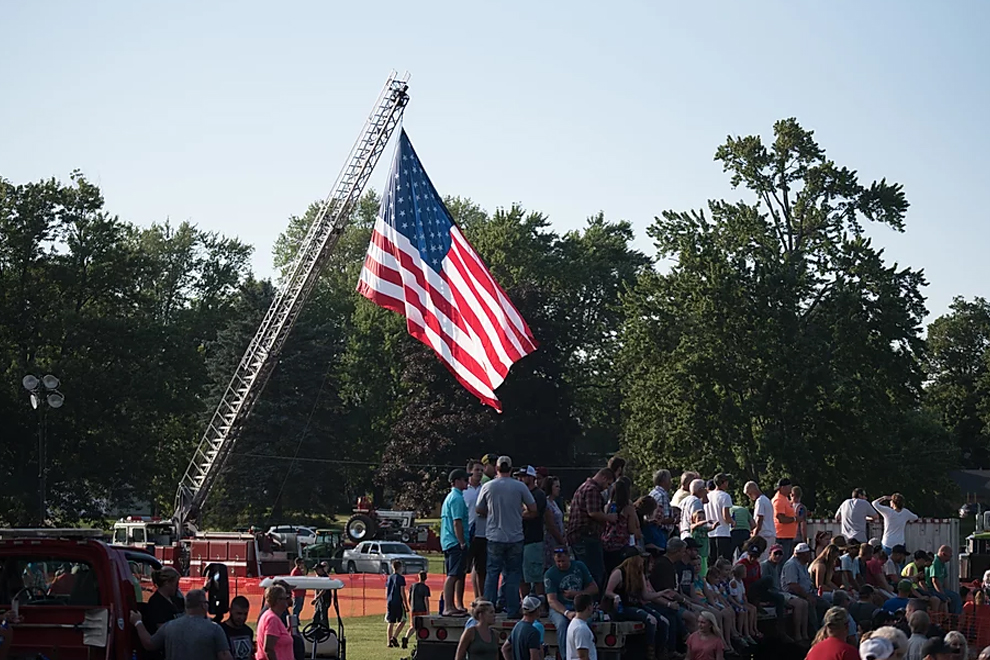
[772,478,798,559]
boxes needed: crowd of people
[115,453,981,660]
[128,560,348,660]
[428,454,984,660]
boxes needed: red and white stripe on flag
[358,219,537,410]
[355,131,536,410]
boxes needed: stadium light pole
[22,374,65,525]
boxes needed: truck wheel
[345,514,378,543]
[347,561,357,573]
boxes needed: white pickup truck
[340,541,429,575]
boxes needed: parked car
[341,541,428,575]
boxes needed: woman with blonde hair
[809,544,842,597]
[257,584,294,660]
[945,630,968,659]
[806,607,859,660]
[454,600,498,659]
[603,551,669,658]
[686,610,723,660]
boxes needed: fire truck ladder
[173,72,410,532]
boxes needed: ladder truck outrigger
[112,73,410,578]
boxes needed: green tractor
[302,529,346,573]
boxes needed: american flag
[357,131,537,410]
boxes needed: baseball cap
[535,466,549,478]
[859,636,894,660]
[921,637,958,657]
[481,453,498,465]
[897,579,913,593]
[747,544,762,556]
[496,455,512,470]
[776,478,792,488]
[684,538,702,549]
[521,595,542,613]
[769,544,784,555]
[858,585,875,598]
[619,546,642,562]
[449,468,469,483]
[514,465,537,478]
[794,542,812,554]
[891,544,908,555]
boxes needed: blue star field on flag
[382,131,453,273]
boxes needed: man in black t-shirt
[676,538,701,597]
[221,596,253,660]
[517,466,548,600]
[650,539,682,592]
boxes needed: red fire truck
[0,528,233,659]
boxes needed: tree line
[0,119,984,528]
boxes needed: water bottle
[439,594,445,615]
[614,594,623,614]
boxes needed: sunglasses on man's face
[772,551,783,556]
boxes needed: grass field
[309,614,420,660]
[422,551,444,574]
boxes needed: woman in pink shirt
[686,610,724,660]
[256,585,294,660]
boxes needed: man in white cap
[859,637,895,660]
[502,595,544,660]
[781,542,829,628]
[476,455,536,618]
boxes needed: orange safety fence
[922,606,990,655]
[179,573,450,619]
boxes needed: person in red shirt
[806,606,859,660]
[736,540,765,590]
[289,557,308,620]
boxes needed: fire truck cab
[0,529,152,659]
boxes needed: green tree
[0,172,252,525]
[376,203,648,509]
[925,297,990,468]
[619,119,955,512]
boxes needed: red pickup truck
[0,529,222,659]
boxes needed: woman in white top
[872,493,919,555]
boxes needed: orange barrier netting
[180,573,449,619]
[927,606,990,653]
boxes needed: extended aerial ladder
[172,73,410,534]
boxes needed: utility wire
[242,452,606,471]
[263,365,334,526]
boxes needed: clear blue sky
[2,1,986,320]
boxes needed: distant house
[952,470,990,503]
